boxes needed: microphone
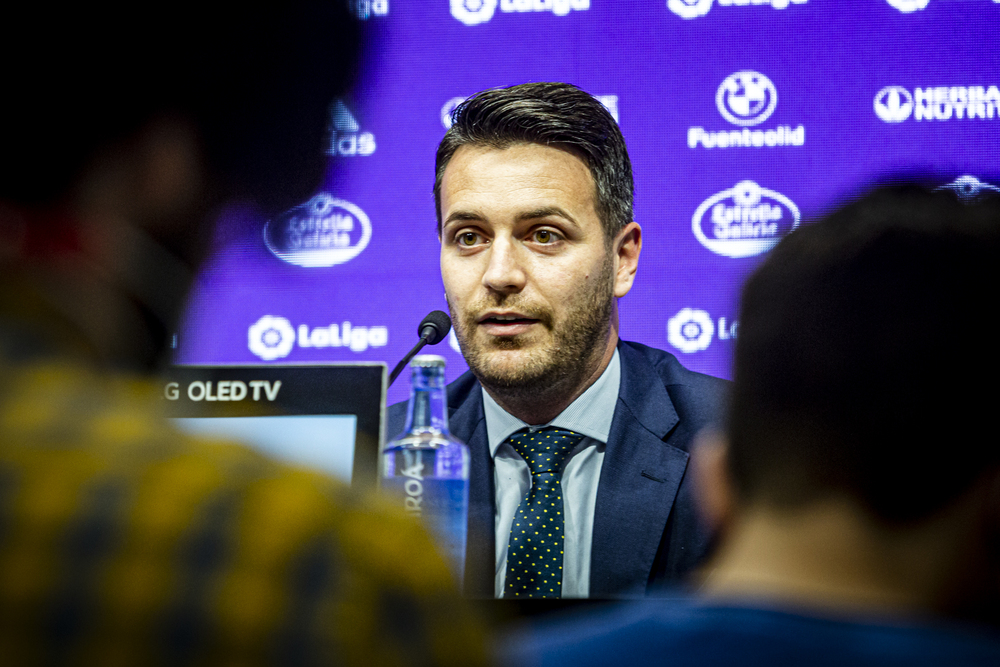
[387,310,453,388]
[417,310,452,345]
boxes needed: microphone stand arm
[387,334,431,388]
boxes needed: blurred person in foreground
[0,6,485,666]
[502,184,1000,666]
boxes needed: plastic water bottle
[382,355,469,583]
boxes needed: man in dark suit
[388,82,728,599]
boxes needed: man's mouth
[477,312,541,335]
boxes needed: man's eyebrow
[443,210,485,227]
[516,206,578,224]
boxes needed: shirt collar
[482,348,621,458]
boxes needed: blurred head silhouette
[0,4,358,371]
[696,183,1000,621]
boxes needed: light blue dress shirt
[483,348,620,598]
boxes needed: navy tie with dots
[504,426,585,599]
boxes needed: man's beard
[448,256,615,401]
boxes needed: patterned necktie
[503,426,585,599]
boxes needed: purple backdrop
[175,0,1000,414]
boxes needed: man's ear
[692,428,736,535]
[613,221,641,298]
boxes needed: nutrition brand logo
[874,85,1000,123]
[874,86,914,122]
[451,0,588,25]
[248,316,296,361]
[668,0,807,20]
[936,175,1000,203]
[689,71,804,149]
[264,193,372,268]
[248,315,389,360]
[327,99,376,156]
[667,308,738,353]
[692,180,800,258]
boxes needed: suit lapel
[447,382,495,597]
[590,343,688,597]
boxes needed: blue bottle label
[383,455,468,583]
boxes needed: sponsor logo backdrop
[175,0,1000,409]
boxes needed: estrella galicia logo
[874,86,914,122]
[886,0,929,12]
[668,309,715,353]
[718,72,777,126]
[451,0,498,24]
[692,180,800,258]
[248,315,296,361]
[936,175,1000,204]
[264,193,372,268]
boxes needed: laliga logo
[718,72,777,126]
[264,193,371,268]
[669,0,806,19]
[874,86,914,123]
[668,309,713,353]
[451,0,588,24]
[692,180,800,258]
[936,175,1000,204]
[886,0,929,11]
[248,316,296,361]
[667,308,738,353]
[451,0,497,25]
[248,315,389,360]
[668,0,712,19]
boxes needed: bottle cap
[411,354,446,368]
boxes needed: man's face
[439,142,628,394]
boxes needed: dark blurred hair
[0,3,358,214]
[729,184,1000,523]
[434,82,633,241]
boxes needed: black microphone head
[418,310,452,345]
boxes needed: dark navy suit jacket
[386,340,730,598]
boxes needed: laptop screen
[161,364,386,489]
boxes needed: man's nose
[482,236,526,294]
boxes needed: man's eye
[533,230,558,244]
[458,232,480,246]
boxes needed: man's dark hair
[0,3,358,215]
[434,82,633,241]
[728,184,1000,523]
